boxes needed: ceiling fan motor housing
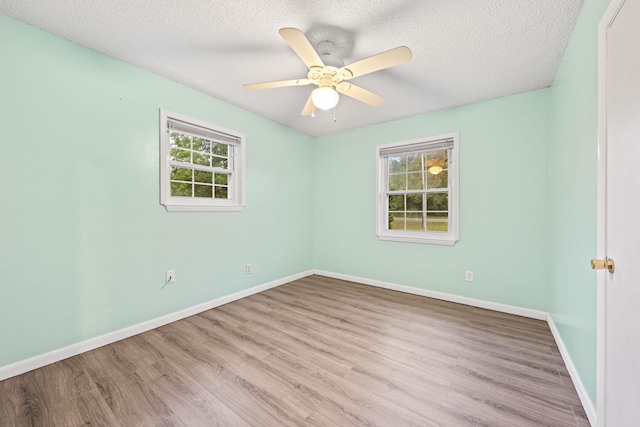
[316,40,345,68]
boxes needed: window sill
[377,232,458,246]
[163,204,244,212]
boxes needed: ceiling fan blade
[336,83,386,107]
[243,79,313,90]
[279,28,324,69]
[341,46,412,79]
[301,92,317,116]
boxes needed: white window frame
[160,109,245,212]
[376,132,459,245]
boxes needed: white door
[597,0,640,425]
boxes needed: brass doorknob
[591,258,615,273]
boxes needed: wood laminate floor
[0,275,589,426]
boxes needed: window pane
[214,186,228,199]
[388,194,405,211]
[426,220,449,232]
[194,184,213,198]
[427,149,448,169]
[406,212,424,230]
[388,156,406,173]
[192,152,210,166]
[407,153,423,172]
[406,194,423,211]
[192,138,211,155]
[427,170,448,189]
[214,173,228,185]
[427,193,448,211]
[212,142,228,157]
[171,181,192,197]
[170,167,192,181]
[428,212,449,219]
[170,133,191,149]
[427,213,449,232]
[170,147,191,163]
[389,174,406,191]
[194,170,213,184]
[407,172,424,190]
[212,156,229,169]
[389,212,405,230]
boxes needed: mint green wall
[548,0,610,404]
[0,14,314,367]
[314,90,551,311]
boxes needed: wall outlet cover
[166,270,176,284]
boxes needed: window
[160,110,245,212]
[376,133,459,245]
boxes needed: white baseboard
[0,270,314,382]
[313,269,547,320]
[547,314,596,426]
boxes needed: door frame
[596,0,628,425]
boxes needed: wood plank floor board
[465,318,557,346]
[263,351,443,427]
[0,275,588,426]
[448,366,579,420]
[243,293,385,349]
[201,334,322,418]
[181,357,313,427]
[440,330,569,375]
[457,350,565,387]
[303,396,440,427]
[135,359,250,427]
[258,315,455,400]
[239,292,358,335]
[370,333,582,415]
[92,368,183,427]
[339,365,464,425]
[241,317,355,377]
[0,356,97,426]
[307,277,472,319]
[0,377,55,426]
[459,383,578,426]
[404,327,567,382]
[277,283,542,358]
[444,387,574,427]
[185,313,274,360]
[255,286,467,356]
[78,335,165,390]
[46,388,121,427]
[145,325,320,427]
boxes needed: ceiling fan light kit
[243,27,412,116]
[312,86,339,110]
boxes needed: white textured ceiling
[1,0,583,136]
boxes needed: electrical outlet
[465,271,474,282]
[166,270,176,284]
[245,264,252,275]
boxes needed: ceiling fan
[243,28,413,116]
